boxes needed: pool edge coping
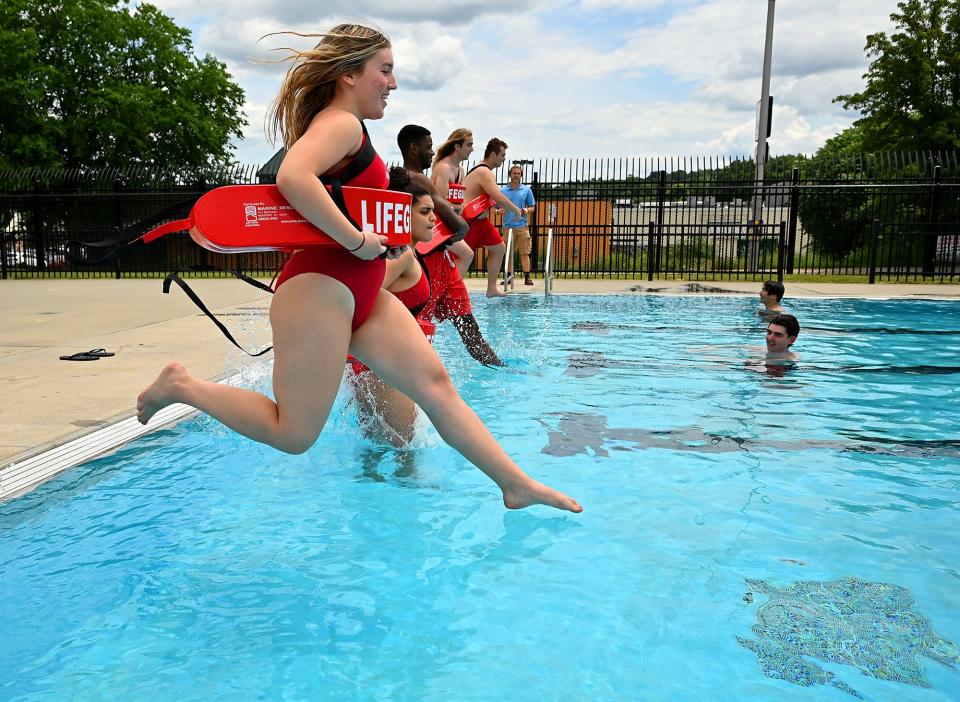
[0,366,253,503]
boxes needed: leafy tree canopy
[836,0,960,152]
[0,0,246,170]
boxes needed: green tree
[0,0,246,170]
[836,0,960,152]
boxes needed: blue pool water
[1,294,959,701]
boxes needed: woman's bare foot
[486,289,508,298]
[502,478,583,513]
[137,362,190,424]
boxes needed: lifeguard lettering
[360,199,411,236]
[448,182,465,205]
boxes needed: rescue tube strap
[163,270,274,357]
[321,176,363,234]
[65,197,199,266]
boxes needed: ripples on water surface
[2,294,958,701]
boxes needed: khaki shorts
[503,226,531,255]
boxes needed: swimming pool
[1,294,958,701]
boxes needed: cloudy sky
[143,0,895,166]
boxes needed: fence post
[655,171,666,275]
[787,167,799,274]
[0,220,6,279]
[777,222,785,282]
[647,221,656,281]
[923,164,941,276]
[113,177,123,279]
[31,177,47,273]
[868,219,880,284]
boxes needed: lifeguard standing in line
[135,24,582,514]
[431,128,477,278]
[462,137,523,298]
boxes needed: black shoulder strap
[332,122,376,184]
[163,269,275,357]
[466,163,491,176]
[319,176,362,232]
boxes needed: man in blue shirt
[500,164,536,285]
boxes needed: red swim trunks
[418,249,472,323]
[464,217,503,249]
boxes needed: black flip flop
[86,348,115,357]
[59,351,102,361]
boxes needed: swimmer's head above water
[759,280,786,314]
[766,313,800,354]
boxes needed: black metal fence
[2,152,958,282]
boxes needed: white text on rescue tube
[360,200,410,236]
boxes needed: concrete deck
[2,276,958,471]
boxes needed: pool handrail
[502,228,515,292]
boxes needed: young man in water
[759,280,786,316]
[765,313,800,363]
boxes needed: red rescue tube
[418,317,437,341]
[447,182,465,206]
[416,193,496,255]
[141,185,412,253]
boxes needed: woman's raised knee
[272,429,320,455]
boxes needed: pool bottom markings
[738,576,960,697]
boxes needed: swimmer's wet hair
[769,313,799,339]
[265,24,391,148]
[763,280,785,301]
[388,166,430,201]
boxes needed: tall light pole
[752,0,776,227]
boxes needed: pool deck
[1,276,957,480]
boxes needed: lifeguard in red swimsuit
[135,24,581,514]
[352,166,503,444]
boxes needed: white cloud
[141,0,900,164]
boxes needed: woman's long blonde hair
[265,24,391,148]
[432,128,472,168]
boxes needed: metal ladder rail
[543,227,554,295]
[501,228,515,293]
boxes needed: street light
[755,0,776,185]
[750,0,776,266]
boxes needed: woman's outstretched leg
[351,291,582,513]
[137,274,354,454]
